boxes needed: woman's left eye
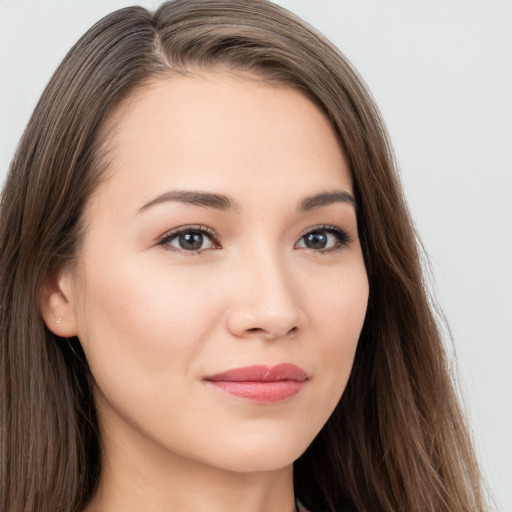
[295,227,351,252]
[159,227,219,253]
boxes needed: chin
[196,431,312,474]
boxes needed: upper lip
[204,363,308,382]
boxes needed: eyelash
[157,224,352,255]
[298,225,352,254]
[158,225,220,255]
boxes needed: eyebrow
[298,190,357,212]
[138,190,239,214]
[137,188,356,214]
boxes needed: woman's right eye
[159,227,220,253]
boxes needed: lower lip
[206,380,305,403]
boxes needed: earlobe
[40,271,79,337]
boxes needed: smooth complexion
[43,73,369,512]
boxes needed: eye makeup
[158,225,221,255]
[295,224,352,254]
[157,222,352,256]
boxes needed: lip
[203,364,308,403]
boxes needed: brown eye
[179,232,206,250]
[303,231,330,249]
[295,227,351,252]
[161,227,218,252]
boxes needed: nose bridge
[226,242,303,339]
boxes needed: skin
[43,73,369,512]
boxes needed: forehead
[87,73,352,218]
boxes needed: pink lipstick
[203,364,308,403]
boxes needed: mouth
[203,364,309,403]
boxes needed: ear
[40,270,79,337]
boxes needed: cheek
[308,257,369,344]
[74,254,217,388]
[73,256,224,452]
[307,260,368,391]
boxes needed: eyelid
[155,223,351,255]
[157,225,221,254]
[296,224,352,252]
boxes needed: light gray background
[1,1,510,510]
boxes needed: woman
[0,1,487,511]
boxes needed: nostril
[245,326,299,338]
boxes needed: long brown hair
[0,1,486,511]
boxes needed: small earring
[56,316,62,324]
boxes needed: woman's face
[60,73,368,473]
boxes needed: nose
[225,250,304,341]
